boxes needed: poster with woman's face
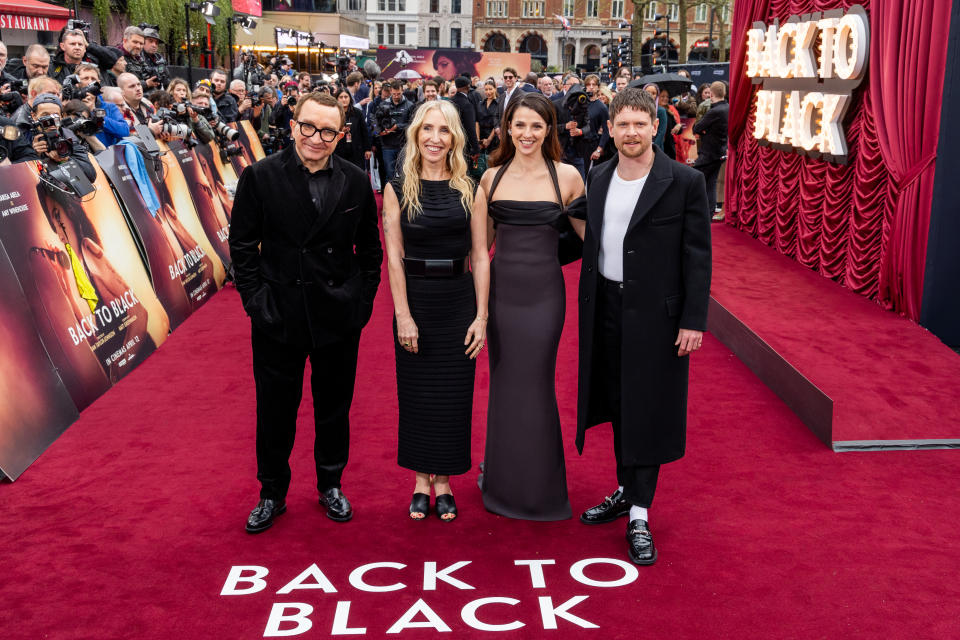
[96,146,194,329]
[159,140,231,270]
[0,241,79,480]
[0,162,163,410]
[194,142,236,221]
[375,48,532,82]
[153,140,227,289]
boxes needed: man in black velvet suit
[229,92,383,533]
[576,88,711,564]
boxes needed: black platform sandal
[409,493,430,520]
[435,494,457,522]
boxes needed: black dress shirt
[294,151,333,216]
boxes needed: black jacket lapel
[626,146,674,235]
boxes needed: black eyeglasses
[503,75,515,80]
[296,120,339,142]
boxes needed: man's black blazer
[229,146,383,348]
[452,91,479,156]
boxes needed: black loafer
[580,488,631,524]
[626,519,657,565]
[246,498,286,534]
[319,487,353,522]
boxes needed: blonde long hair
[399,100,474,221]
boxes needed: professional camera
[8,78,29,95]
[249,85,261,107]
[66,18,92,39]
[218,140,244,163]
[152,107,198,147]
[62,75,102,101]
[564,86,590,128]
[63,109,105,137]
[0,91,24,115]
[375,101,397,134]
[190,105,213,119]
[25,114,74,158]
[209,117,240,142]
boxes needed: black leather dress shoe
[580,488,631,524]
[626,519,657,565]
[319,487,353,522]
[246,498,286,534]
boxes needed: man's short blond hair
[28,76,61,98]
[709,81,726,99]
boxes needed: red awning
[0,0,71,32]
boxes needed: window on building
[644,2,658,21]
[452,0,461,13]
[695,3,708,22]
[562,0,574,17]
[398,23,405,44]
[722,5,730,23]
[486,0,507,17]
[429,26,440,47]
[522,0,544,17]
[451,27,461,47]
[346,0,361,9]
[377,23,384,43]
[378,0,385,10]
[586,0,597,18]
[387,23,395,44]
[430,0,438,11]
[611,0,624,19]
[668,3,679,20]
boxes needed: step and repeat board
[0,121,266,480]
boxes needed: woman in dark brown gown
[476,93,585,520]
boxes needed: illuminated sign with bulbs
[745,5,869,163]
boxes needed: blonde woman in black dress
[382,100,490,521]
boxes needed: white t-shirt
[599,169,648,282]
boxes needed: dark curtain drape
[725,0,953,320]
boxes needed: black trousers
[596,276,660,509]
[696,160,723,214]
[252,326,360,500]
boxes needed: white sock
[629,506,648,523]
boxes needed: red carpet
[3,263,960,639]
[711,223,960,445]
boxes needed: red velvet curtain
[725,0,953,319]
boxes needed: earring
[507,129,511,135]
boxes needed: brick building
[473,1,730,72]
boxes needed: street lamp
[227,15,258,71]
[184,2,221,87]
[653,12,671,71]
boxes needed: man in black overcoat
[576,88,711,564]
[229,92,383,533]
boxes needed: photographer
[233,50,265,88]
[188,94,216,144]
[18,93,96,181]
[210,69,238,123]
[553,83,593,181]
[0,41,13,85]
[581,74,610,171]
[116,26,147,85]
[253,86,277,149]
[271,82,298,143]
[229,79,263,122]
[48,28,93,84]
[63,99,105,153]
[373,80,413,179]
[67,63,127,148]
[140,26,170,91]
[117,72,162,139]
[7,44,51,81]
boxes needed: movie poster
[159,140,232,270]
[376,49,532,81]
[0,162,164,410]
[96,145,217,329]
[238,120,266,161]
[194,142,236,221]
[0,241,80,480]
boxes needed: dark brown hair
[489,92,562,166]
[608,87,657,125]
[293,90,345,127]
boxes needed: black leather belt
[599,274,624,290]
[403,256,470,278]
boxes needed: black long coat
[229,146,383,348]
[576,147,711,465]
